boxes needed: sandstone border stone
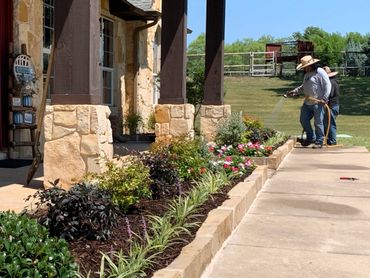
[152,165,268,278]
[250,138,296,169]
[152,139,296,278]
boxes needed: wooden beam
[52,0,101,105]
[158,0,187,104]
[203,0,226,105]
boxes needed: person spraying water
[285,55,331,149]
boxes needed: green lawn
[224,76,370,149]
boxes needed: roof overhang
[109,0,161,21]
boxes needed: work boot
[312,143,323,149]
[300,139,314,147]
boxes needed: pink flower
[232,166,239,172]
[245,159,252,167]
[223,164,230,169]
[225,156,232,162]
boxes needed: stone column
[43,0,114,189]
[43,105,113,189]
[200,105,231,142]
[154,104,194,141]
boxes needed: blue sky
[187,0,370,44]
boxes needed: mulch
[69,175,247,277]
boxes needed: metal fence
[187,52,370,77]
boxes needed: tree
[345,39,367,76]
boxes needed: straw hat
[323,66,338,77]
[296,55,320,70]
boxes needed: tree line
[187,26,370,75]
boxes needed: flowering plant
[208,142,273,158]
[207,142,257,177]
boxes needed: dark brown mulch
[69,175,247,277]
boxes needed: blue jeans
[324,104,339,145]
[300,103,325,144]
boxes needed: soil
[69,175,248,277]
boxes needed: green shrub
[242,114,276,143]
[151,136,209,181]
[93,159,152,212]
[140,152,181,198]
[215,112,246,146]
[26,182,119,241]
[0,211,77,277]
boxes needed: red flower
[199,167,207,174]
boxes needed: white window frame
[100,17,114,106]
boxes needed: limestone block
[205,106,224,118]
[53,105,77,112]
[155,105,170,124]
[106,120,113,143]
[223,105,232,117]
[85,156,103,174]
[18,1,28,22]
[200,117,218,141]
[244,170,263,191]
[45,105,54,115]
[200,106,207,117]
[228,181,257,199]
[196,209,233,256]
[101,142,113,161]
[152,269,182,278]
[44,113,53,141]
[52,126,75,140]
[170,119,192,137]
[221,196,246,228]
[91,106,107,134]
[155,123,161,136]
[184,104,195,119]
[81,134,100,156]
[170,105,185,118]
[77,106,91,134]
[168,237,213,278]
[54,111,77,127]
[161,123,170,135]
[44,133,86,189]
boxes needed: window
[100,18,114,105]
[43,0,54,97]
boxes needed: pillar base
[200,105,231,141]
[154,104,195,141]
[43,105,113,189]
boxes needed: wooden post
[52,0,101,104]
[158,0,187,104]
[203,0,226,105]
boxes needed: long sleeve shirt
[328,78,339,107]
[292,67,332,105]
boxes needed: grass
[224,76,370,149]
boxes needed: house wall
[9,0,160,158]
[11,0,43,158]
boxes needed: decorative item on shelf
[11,97,22,107]
[13,111,24,124]
[23,112,34,125]
[22,95,33,107]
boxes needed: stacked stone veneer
[154,104,195,140]
[44,105,113,189]
[200,105,231,141]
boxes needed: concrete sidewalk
[202,146,370,278]
[0,164,43,212]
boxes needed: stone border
[152,139,295,278]
[151,165,268,278]
[250,138,296,169]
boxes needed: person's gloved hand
[285,90,298,97]
[317,99,327,105]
